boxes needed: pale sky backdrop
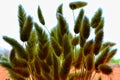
[0,0,120,59]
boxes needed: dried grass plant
[0,1,117,80]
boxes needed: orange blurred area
[94,65,120,80]
[0,66,10,80]
[0,65,120,80]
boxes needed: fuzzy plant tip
[69,1,87,10]
[98,64,113,75]
[0,2,117,80]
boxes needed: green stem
[72,10,76,23]
[72,10,77,77]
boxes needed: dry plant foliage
[0,1,117,80]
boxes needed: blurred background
[0,0,120,59]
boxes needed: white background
[0,0,120,59]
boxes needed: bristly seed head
[98,64,113,75]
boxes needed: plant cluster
[0,1,117,80]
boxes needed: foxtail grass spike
[35,22,49,59]
[91,8,102,28]
[56,3,63,15]
[3,36,28,61]
[18,5,26,28]
[69,1,87,10]
[95,18,104,34]
[81,16,90,39]
[95,46,110,70]
[74,9,84,34]
[85,54,94,72]
[42,42,50,59]
[34,22,48,45]
[94,41,102,55]
[80,34,86,47]
[98,64,113,75]
[18,5,27,42]
[38,42,50,60]
[105,49,117,63]
[12,68,30,78]
[34,23,43,35]
[60,54,72,80]
[94,29,103,55]
[63,34,72,58]
[84,39,93,56]
[95,29,104,43]
[38,6,45,25]
[26,30,37,62]
[56,24,64,45]
[9,48,28,68]
[100,42,116,51]
[74,48,83,69]
[11,58,28,69]
[9,48,15,61]
[51,37,63,56]
[56,13,69,35]
[50,27,58,40]
[21,16,33,42]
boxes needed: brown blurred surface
[0,65,120,80]
[0,66,10,80]
[93,65,120,80]
[70,65,120,80]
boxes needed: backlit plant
[0,1,117,80]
